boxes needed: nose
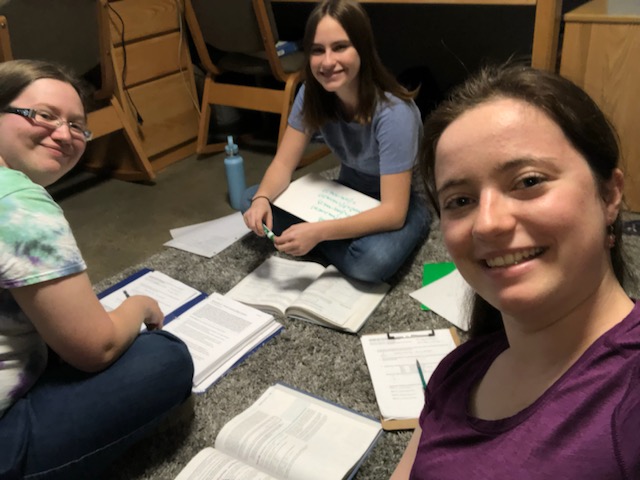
[50,122,73,142]
[321,50,335,69]
[471,190,515,240]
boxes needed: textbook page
[192,321,283,394]
[361,329,458,426]
[287,266,389,333]
[99,270,202,316]
[165,293,280,388]
[272,173,380,223]
[214,383,382,480]
[174,447,277,480]
[226,256,326,316]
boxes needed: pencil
[416,359,427,390]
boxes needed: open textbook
[361,328,459,430]
[226,256,389,333]
[98,268,206,324]
[272,172,380,222]
[99,269,282,393]
[165,293,283,393]
[174,383,383,480]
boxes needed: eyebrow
[32,103,85,122]
[311,40,351,48]
[436,156,559,197]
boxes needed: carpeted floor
[99,202,640,479]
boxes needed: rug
[100,213,640,480]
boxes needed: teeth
[486,248,543,268]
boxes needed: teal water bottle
[224,136,246,210]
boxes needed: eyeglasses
[3,107,93,141]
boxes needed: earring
[607,224,616,248]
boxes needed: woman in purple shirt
[392,64,639,479]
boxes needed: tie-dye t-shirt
[0,167,86,417]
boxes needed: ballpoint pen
[262,223,275,242]
[416,359,427,390]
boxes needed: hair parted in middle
[301,0,415,130]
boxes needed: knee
[133,332,194,394]
[338,247,393,284]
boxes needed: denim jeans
[241,183,431,283]
[0,330,194,480]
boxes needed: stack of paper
[164,212,249,258]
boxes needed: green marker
[262,223,275,242]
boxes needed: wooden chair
[0,16,11,62]
[185,0,308,156]
[81,0,156,182]
[84,0,201,182]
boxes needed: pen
[262,223,275,242]
[123,290,130,298]
[416,359,427,390]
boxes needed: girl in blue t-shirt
[242,0,431,284]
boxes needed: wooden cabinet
[560,0,640,211]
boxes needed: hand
[243,197,272,236]
[274,223,322,256]
[137,296,164,331]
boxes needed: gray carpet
[99,209,640,480]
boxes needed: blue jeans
[241,183,431,283]
[0,330,194,480]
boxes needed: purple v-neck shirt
[410,301,640,479]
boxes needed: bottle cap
[225,135,239,155]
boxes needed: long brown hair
[301,0,414,130]
[419,63,631,338]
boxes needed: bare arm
[390,425,422,480]
[275,170,412,256]
[11,271,163,372]
[243,125,312,235]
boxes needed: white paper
[273,173,380,223]
[409,269,473,331]
[361,329,457,420]
[214,384,381,480]
[192,322,282,393]
[165,293,280,388]
[99,270,202,316]
[174,448,277,480]
[226,256,326,317]
[164,213,250,258]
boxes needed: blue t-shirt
[0,167,86,417]
[288,84,422,198]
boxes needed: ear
[603,168,624,224]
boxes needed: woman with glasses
[0,59,194,479]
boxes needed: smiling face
[0,78,87,187]
[434,97,622,324]
[309,15,361,104]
